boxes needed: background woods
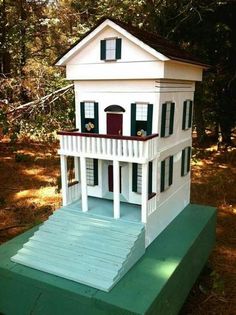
[0,0,236,144]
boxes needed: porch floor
[64,197,141,222]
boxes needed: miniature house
[11,18,206,291]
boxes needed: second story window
[131,103,153,136]
[100,38,122,61]
[160,156,173,192]
[160,102,175,137]
[182,100,193,130]
[80,102,99,133]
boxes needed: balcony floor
[62,197,141,222]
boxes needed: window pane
[136,104,148,121]
[86,158,94,186]
[84,102,94,118]
[185,101,190,129]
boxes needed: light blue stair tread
[33,229,132,257]
[29,234,129,261]
[56,208,144,233]
[49,213,143,238]
[25,238,125,264]
[15,246,119,277]
[11,208,146,292]
[11,253,114,292]
[40,221,141,247]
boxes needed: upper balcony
[57,130,159,163]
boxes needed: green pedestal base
[0,204,216,315]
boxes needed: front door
[108,165,122,192]
[107,113,123,135]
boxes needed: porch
[62,196,141,222]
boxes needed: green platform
[0,204,216,315]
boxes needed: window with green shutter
[182,100,193,130]
[100,38,122,61]
[130,103,153,136]
[80,102,99,133]
[181,147,191,176]
[86,158,99,186]
[160,156,174,192]
[132,162,154,196]
[160,102,175,137]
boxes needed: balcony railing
[57,130,159,163]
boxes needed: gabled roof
[55,17,208,68]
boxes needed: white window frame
[136,103,148,121]
[86,158,95,186]
[105,38,116,61]
[84,102,95,119]
[164,102,172,137]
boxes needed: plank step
[12,208,145,291]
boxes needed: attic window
[100,38,122,61]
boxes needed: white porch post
[113,160,120,219]
[80,156,88,212]
[74,156,79,181]
[141,162,148,223]
[60,155,68,206]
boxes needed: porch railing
[58,130,159,163]
[147,194,158,216]
[67,181,80,205]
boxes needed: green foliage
[0,0,235,143]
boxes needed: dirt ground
[0,139,235,314]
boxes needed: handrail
[57,130,159,142]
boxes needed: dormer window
[100,38,122,61]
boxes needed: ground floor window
[132,162,153,195]
[86,158,98,186]
[160,156,173,192]
[181,147,191,176]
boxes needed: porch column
[60,155,68,206]
[141,162,148,223]
[80,156,88,212]
[74,156,79,182]
[113,160,120,219]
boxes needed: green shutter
[169,156,173,186]
[94,102,99,133]
[188,101,193,128]
[147,104,153,135]
[161,103,167,137]
[169,102,175,135]
[131,103,136,136]
[148,162,153,194]
[182,101,187,130]
[181,148,186,176]
[187,147,191,173]
[115,38,122,59]
[100,40,106,60]
[93,159,98,185]
[80,102,85,132]
[132,163,138,192]
[160,160,165,192]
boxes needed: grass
[0,139,235,314]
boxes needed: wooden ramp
[11,208,145,292]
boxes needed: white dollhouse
[12,18,206,291]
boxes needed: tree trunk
[0,0,11,75]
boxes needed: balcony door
[107,113,123,135]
